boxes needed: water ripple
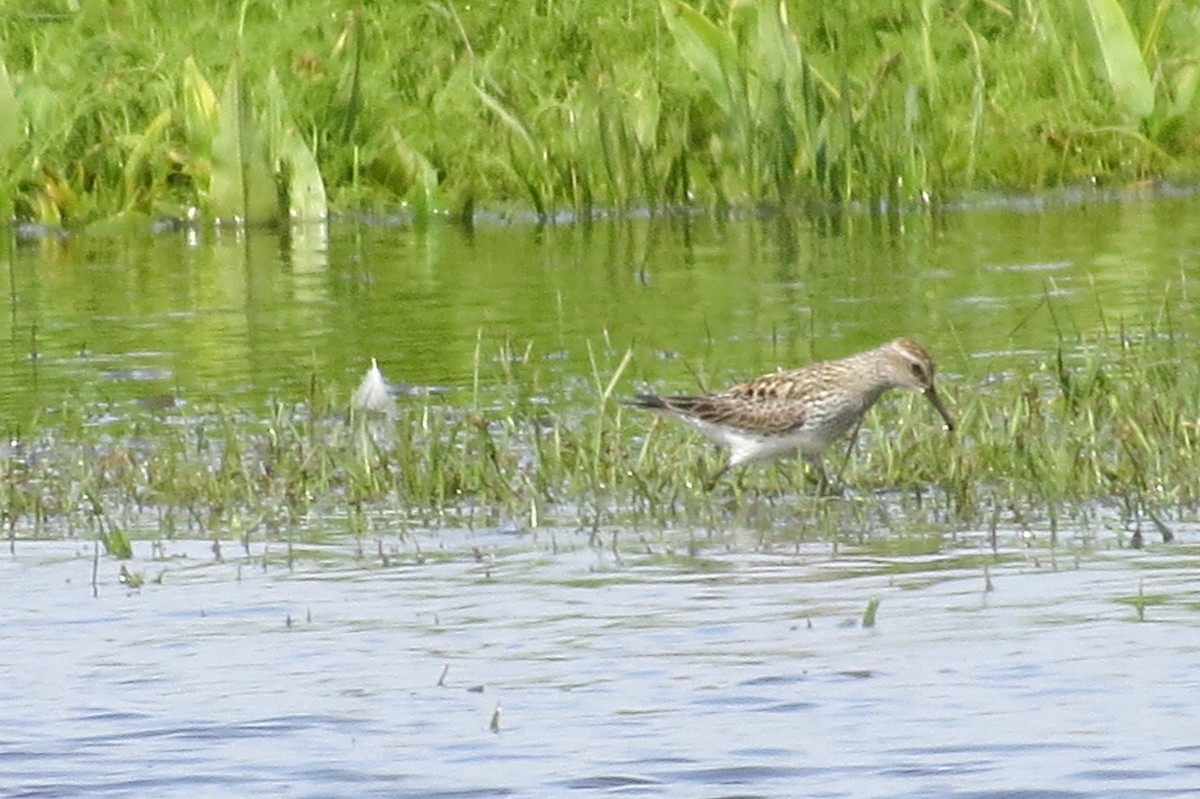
[2,536,1198,797]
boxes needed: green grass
[2,318,1197,557]
[1,1,1198,226]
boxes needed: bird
[623,338,954,491]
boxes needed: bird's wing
[659,394,805,435]
[722,369,809,400]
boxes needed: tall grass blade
[210,62,279,225]
[264,69,327,222]
[122,109,172,212]
[754,1,802,84]
[862,597,880,628]
[600,346,634,406]
[475,84,548,215]
[181,56,219,157]
[0,60,18,163]
[391,129,440,230]
[0,60,17,223]
[660,0,740,117]
[280,129,328,222]
[474,85,538,154]
[1168,63,1199,119]
[752,0,808,199]
[1084,0,1155,120]
[334,10,365,142]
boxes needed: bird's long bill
[923,387,955,432]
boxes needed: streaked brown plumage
[624,338,954,490]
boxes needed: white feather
[353,358,396,419]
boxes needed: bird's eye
[910,362,925,379]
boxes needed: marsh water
[3,192,1200,797]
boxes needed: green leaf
[861,597,880,628]
[281,129,327,222]
[264,69,327,222]
[334,10,364,142]
[1084,0,1155,120]
[475,84,539,154]
[1169,62,1199,119]
[101,527,133,560]
[391,129,440,230]
[0,59,18,223]
[660,0,740,116]
[0,60,18,159]
[753,0,802,87]
[122,109,173,211]
[630,77,661,153]
[181,56,219,158]
[210,62,279,225]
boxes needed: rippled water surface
[3,195,1200,796]
[5,531,1199,798]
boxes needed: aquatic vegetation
[861,597,880,628]
[0,1,1198,226]
[1,318,1197,560]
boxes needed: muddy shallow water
[4,528,1197,798]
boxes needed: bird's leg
[832,418,864,489]
[804,454,838,496]
[703,460,731,492]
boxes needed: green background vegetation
[0,0,1198,226]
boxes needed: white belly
[683,417,827,468]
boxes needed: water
[3,193,1198,418]
[4,534,1198,797]
[2,194,1200,796]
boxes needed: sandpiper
[624,338,954,491]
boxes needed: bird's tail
[622,393,668,410]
